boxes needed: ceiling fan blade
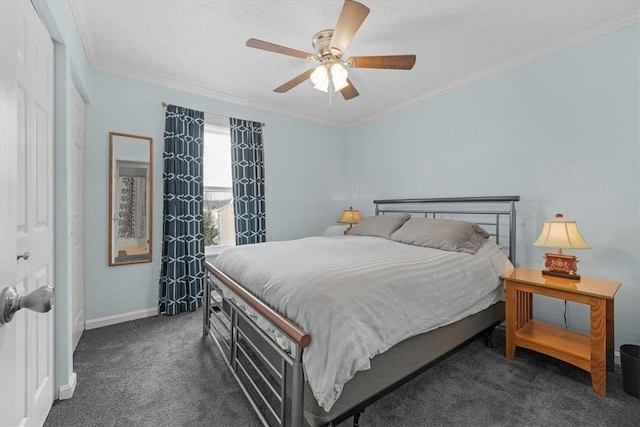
[340,78,359,100]
[329,0,370,54]
[274,69,314,93]
[346,55,416,70]
[246,38,313,60]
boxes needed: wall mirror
[109,132,153,266]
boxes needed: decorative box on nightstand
[501,267,621,397]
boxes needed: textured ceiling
[69,0,640,128]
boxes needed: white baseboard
[85,307,158,330]
[58,372,77,400]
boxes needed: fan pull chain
[328,75,334,109]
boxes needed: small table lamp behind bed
[338,207,362,235]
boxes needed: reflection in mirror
[109,132,153,266]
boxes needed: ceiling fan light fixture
[331,63,349,91]
[310,65,329,92]
[248,0,415,100]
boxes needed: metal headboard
[374,196,520,264]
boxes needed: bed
[203,196,519,426]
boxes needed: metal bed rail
[204,262,309,427]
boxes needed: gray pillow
[389,217,490,254]
[348,214,411,239]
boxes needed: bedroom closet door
[71,83,85,351]
[0,0,55,425]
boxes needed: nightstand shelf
[501,267,621,397]
[515,320,591,371]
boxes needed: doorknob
[0,285,54,324]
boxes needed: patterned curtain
[159,105,205,315]
[229,118,266,245]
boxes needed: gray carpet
[45,309,639,427]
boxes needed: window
[203,124,235,252]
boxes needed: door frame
[31,0,92,402]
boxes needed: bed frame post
[509,200,517,265]
[353,410,362,427]
[291,351,304,427]
[203,263,210,337]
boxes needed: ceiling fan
[246,0,416,101]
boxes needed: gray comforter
[213,235,513,411]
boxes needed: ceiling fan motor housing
[313,29,341,60]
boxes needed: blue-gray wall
[346,24,640,350]
[84,71,347,321]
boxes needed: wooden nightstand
[501,267,621,397]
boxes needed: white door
[0,0,55,425]
[71,84,85,351]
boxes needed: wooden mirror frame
[108,132,153,266]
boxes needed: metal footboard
[203,262,310,427]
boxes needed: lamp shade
[338,207,362,225]
[310,65,329,92]
[330,63,349,91]
[533,213,591,249]
[310,63,350,93]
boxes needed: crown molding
[68,0,98,68]
[348,9,640,129]
[92,61,349,129]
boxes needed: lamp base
[343,224,353,235]
[542,252,581,280]
[541,269,581,280]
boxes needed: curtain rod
[161,102,265,127]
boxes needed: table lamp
[337,206,362,235]
[533,213,591,280]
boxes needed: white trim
[615,350,622,368]
[93,60,342,128]
[85,308,157,330]
[58,372,77,400]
